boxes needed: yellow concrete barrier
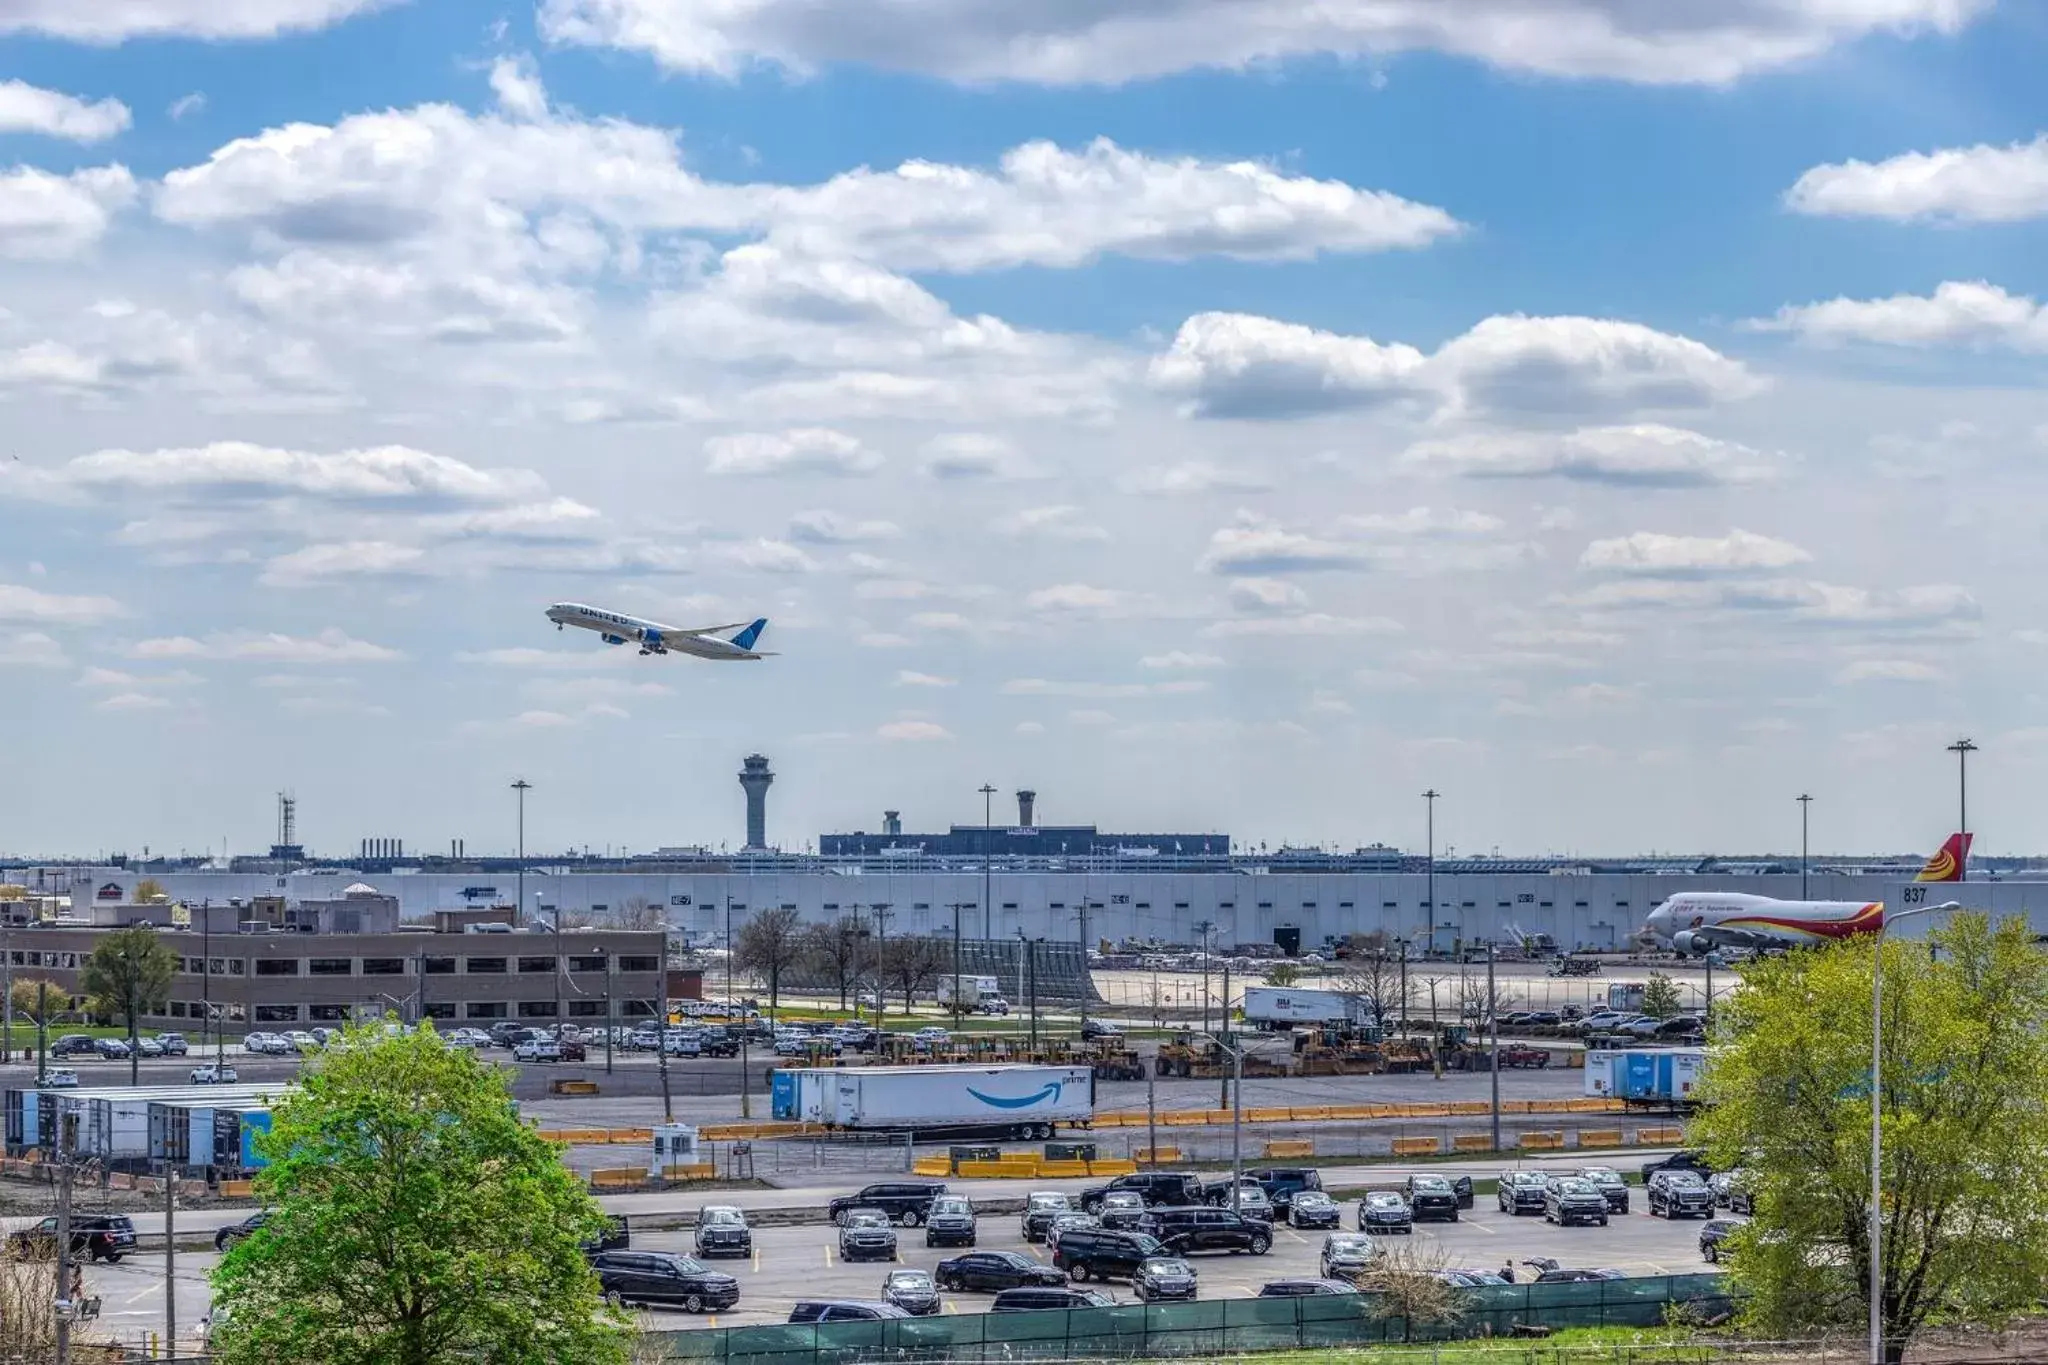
[549,1079,600,1097]
[1204,1110,1236,1126]
[1134,1147,1180,1164]
[1326,1105,1376,1122]
[956,1160,1031,1180]
[662,1163,717,1182]
[913,1156,952,1177]
[1087,1159,1139,1177]
[1289,1106,1332,1122]
[1036,1160,1090,1178]
[1453,1134,1494,1153]
[1263,1139,1314,1159]
[1161,1110,1208,1127]
[590,1168,645,1190]
[1578,1129,1623,1148]
[1518,1131,1564,1150]
[611,1127,653,1143]
[1638,1126,1686,1144]
[1392,1137,1441,1156]
[218,1179,254,1199]
[1245,1108,1292,1124]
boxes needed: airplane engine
[1670,930,1708,957]
[600,633,628,646]
[638,627,667,655]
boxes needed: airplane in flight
[1644,833,1970,956]
[545,602,773,661]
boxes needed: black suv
[1079,1171,1203,1213]
[1403,1175,1460,1222]
[1245,1167,1323,1214]
[1647,1171,1715,1220]
[788,1300,910,1323]
[1641,1150,1713,1182]
[1497,1171,1550,1215]
[936,1251,1066,1294]
[838,1209,899,1262]
[694,1206,752,1258]
[1543,1178,1610,1227]
[11,1214,136,1263]
[591,1251,740,1312]
[992,1286,1114,1312]
[1151,1207,1272,1256]
[829,1183,945,1228]
[49,1035,98,1058]
[1700,1219,1739,1264]
[1051,1228,1164,1282]
[1021,1191,1075,1242]
[214,1211,268,1252]
[924,1195,978,1248]
[1259,1279,1359,1297]
[1575,1167,1630,1215]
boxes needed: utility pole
[1193,921,1215,1037]
[656,927,673,1122]
[511,778,532,930]
[600,949,613,1076]
[1218,963,1232,1110]
[36,979,48,1084]
[1487,941,1501,1152]
[55,1119,72,1365]
[164,1157,176,1353]
[1146,1076,1158,1168]
[871,904,893,1030]
[980,784,997,941]
[202,898,213,1067]
[1947,738,1978,843]
[950,903,963,1029]
[1423,789,1440,954]
[1026,936,1040,1050]
[2,901,12,1064]
[1798,794,1814,900]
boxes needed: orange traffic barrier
[1453,1134,1494,1153]
[1518,1131,1565,1150]
[1392,1137,1441,1156]
[1263,1139,1314,1159]
[1086,1159,1139,1177]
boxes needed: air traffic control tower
[738,753,774,850]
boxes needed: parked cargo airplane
[1644,833,1970,956]
[545,603,773,660]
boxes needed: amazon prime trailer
[1584,1048,1705,1110]
[771,1064,1094,1140]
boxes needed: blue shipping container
[770,1071,796,1121]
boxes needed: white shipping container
[824,1064,1094,1133]
[1242,986,1372,1027]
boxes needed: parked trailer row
[771,1063,1094,1141]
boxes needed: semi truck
[770,1063,1094,1140]
[1584,1048,1705,1109]
[1241,986,1375,1030]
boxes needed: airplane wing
[674,622,750,637]
[1669,924,1788,955]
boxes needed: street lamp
[1195,1031,1245,1212]
[1798,794,1814,900]
[1869,898,1960,1365]
[1946,738,1977,839]
[511,779,532,930]
[980,784,997,942]
[1423,790,1440,954]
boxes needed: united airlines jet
[545,603,773,661]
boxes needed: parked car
[1202,1179,1273,1221]
[11,1214,136,1263]
[1021,1191,1073,1243]
[1647,1171,1715,1220]
[693,1206,753,1258]
[134,1037,165,1058]
[1079,1171,1203,1213]
[1531,1266,1629,1284]
[41,1068,79,1088]
[880,1268,941,1316]
[1641,1150,1714,1182]
[1131,1256,1199,1303]
[1044,1213,1101,1254]
[513,1037,561,1063]
[829,1183,944,1228]
[786,1301,910,1323]
[581,1216,631,1257]
[1359,1192,1413,1235]
[837,1209,899,1263]
[911,1026,952,1051]
[976,997,1011,1016]
[1497,1170,1551,1216]
[590,1252,740,1312]
[50,1034,98,1058]
[1729,1181,1756,1217]
[935,1251,1066,1293]
[285,1031,319,1054]
[1709,1170,1749,1209]
[1403,1175,1460,1222]
[1576,1166,1631,1215]
[557,1036,588,1062]
[1151,1207,1273,1256]
[1244,1166,1324,1214]
[924,1195,978,1248]
[93,1037,131,1059]
[1287,1191,1342,1230]
[190,1063,238,1084]
[991,1286,1114,1312]
[1319,1232,1378,1282]
[1258,1278,1360,1297]
[1700,1219,1740,1264]
[1051,1227,1163,1282]
[1543,1178,1611,1227]
[214,1211,269,1252]
[1080,1019,1123,1042]
[1096,1190,1156,1234]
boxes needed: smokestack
[738,754,775,851]
[1016,790,1036,829]
[884,810,901,837]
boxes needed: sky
[3,1,2048,861]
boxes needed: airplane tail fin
[1915,832,1971,882]
[730,618,768,652]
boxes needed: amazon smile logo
[966,1081,1064,1109]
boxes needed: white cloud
[488,55,550,121]
[0,583,122,624]
[1226,577,1310,614]
[1787,133,2048,223]
[919,434,1038,481]
[1751,280,2048,351]
[993,505,1110,542]
[788,510,901,544]
[1150,312,1428,419]
[705,429,881,477]
[0,0,396,41]
[704,538,818,573]
[0,165,135,258]
[1306,689,1354,716]
[1024,583,1132,617]
[1401,424,1781,487]
[1339,507,1504,538]
[1140,651,1223,670]
[77,666,200,688]
[538,0,1981,87]
[97,691,171,712]
[260,541,429,586]
[0,81,131,142]
[1566,578,1979,634]
[878,719,952,742]
[135,628,401,663]
[0,631,67,667]
[1429,315,1764,418]
[1203,613,1402,638]
[1837,659,1945,684]
[1580,529,1812,577]
[1001,678,1207,698]
[20,441,544,506]
[1566,682,1636,706]
[453,647,619,669]
[894,670,956,688]
[1199,514,1371,575]
[1119,461,1272,495]
[168,93,207,122]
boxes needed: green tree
[209,1021,628,1365]
[79,924,178,1084]
[1692,915,2048,1363]
[131,877,168,904]
[1638,971,1684,1020]
[734,907,804,1018]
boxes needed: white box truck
[938,975,1002,1010]
[815,1064,1095,1140]
[1241,986,1374,1030]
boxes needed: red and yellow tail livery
[1915,832,1971,883]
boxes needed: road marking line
[1461,1222,1497,1236]
[753,1250,761,1274]
[122,1285,163,1306]
[823,1246,834,1267]
[1283,1231,1308,1244]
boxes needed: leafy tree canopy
[1693,915,2048,1363]
[209,1021,629,1365]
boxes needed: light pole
[1193,921,1216,1037]
[511,779,532,930]
[980,784,997,941]
[1423,790,1440,954]
[950,903,963,1029]
[1196,1032,1244,1211]
[598,949,613,1076]
[1946,738,1977,841]
[1869,899,1959,1365]
[1798,794,1813,900]
[1487,941,1501,1152]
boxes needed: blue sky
[3,0,2047,860]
